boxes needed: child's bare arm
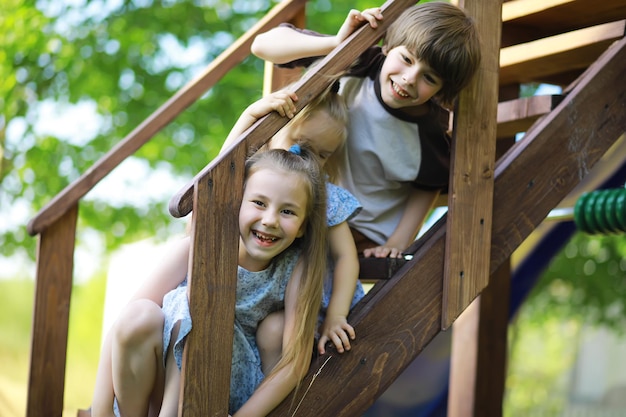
[221,90,298,153]
[318,221,359,354]
[363,189,439,258]
[251,8,383,64]
[233,262,308,417]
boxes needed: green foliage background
[1,0,373,261]
[2,0,625,416]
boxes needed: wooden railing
[25,0,626,415]
[24,1,311,416]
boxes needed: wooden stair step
[502,0,626,46]
[496,94,564,138]
[499,19,625,86]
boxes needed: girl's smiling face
[238,167,309,271]
[379,45,444,112]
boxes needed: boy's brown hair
[383,1,482,107]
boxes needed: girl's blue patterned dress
[161,182,362,414]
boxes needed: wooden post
[26,205,78,417]
[442,0,502,328]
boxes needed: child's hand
[335,8,383,45]
[317,315,356,355]
[362,245,404,259]
[246,90,298,119]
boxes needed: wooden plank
[447,134,516,417]
[170,0,421,218]
[496,95,563,138]
[499,20,625,85]
[502,0,626,45]
[492,36,626,267]
[442,0,501,328]
[448,297,480,417]
[26,0,309,236]
[266,35,626,417]
[26,205,78,417]
[448,260,511,417]
[179,147,244,416]
[474,260,510,416]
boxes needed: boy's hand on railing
[335,7,383,45]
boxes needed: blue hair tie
[288,144,301,155]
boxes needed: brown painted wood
[266,35,626,417]
[448,298,480,417]
[26,0,309,237]
[169,0,421,219]
[491,36,625,268]
[448,260,511,417]
[26,205,78,417]
[179,146,245,416]
[502,0,626,46]
[442,0,501,328]
[499,20,625,86]
[496,95,563,138]
[474,260,510,416]
[447,134,515,417]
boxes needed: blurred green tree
[1,0,371,260]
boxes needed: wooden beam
[170,0,421,218]
[496,95,563,138]
[499,20,625,85]
[26,0,310,236]
[442,0,501,328]
[448,260,511,417]
[266,35,626,417]
[502,0,574,22]
[501,0,626,46]
[26,205,78,417]
[177,3,422,415]
[179,147,244,416]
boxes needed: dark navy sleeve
[412,105,452,194]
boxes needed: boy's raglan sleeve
[275,23,327,69]
[413,106,452,194]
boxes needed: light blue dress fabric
[156,184,363,415]
[323,182,365,313]
[161,246,300,414]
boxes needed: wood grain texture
[179,146,245,417]
[266,36,626,417]
[442,0,501,328]
[26,0,309,236]
[499,20,625,85]
[26,205,78,417]
[496,94,563,138]
[169,0,420,218]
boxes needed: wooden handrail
[26,0,308,237]
[169,0,421,218]
[266,35,626,416]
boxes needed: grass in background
[0,273,107,417]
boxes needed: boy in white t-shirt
[252,2,481,258]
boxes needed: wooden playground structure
[25,0,626,416]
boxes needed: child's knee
[256,311,284,350]
[114,299,164,348]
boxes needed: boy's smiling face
[379,45,444,113]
